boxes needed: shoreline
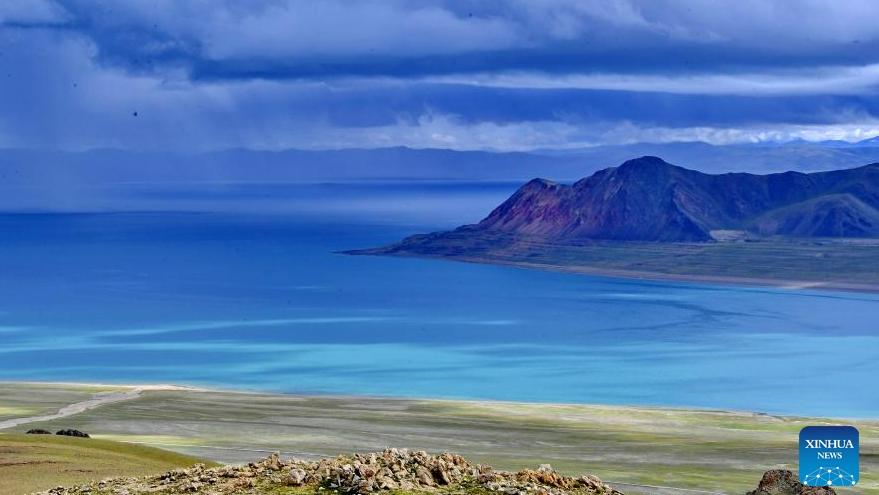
[2,380,875,422]
[379,252,879,294]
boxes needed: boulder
[266,452,281,471]
[747,470,836,495]
[55,429,90,438]
[26,428,52,434]
[287,468,307,486]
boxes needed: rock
[55,429,90,438]
[232,478,255,489]
[747,470,836,495]
[287,468,307,486]
[538,464,554,473]
[35,448,625,495]
[266,452,282,471]
[578,474,605,490]
[415,466,435,487]
[377,476,397,490]
[26,428,52,434]
[432,465,451,485]
[180,481,201,492]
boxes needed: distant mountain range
[5,141,879,214]
[5,137,879,188]
[382,157,879,242]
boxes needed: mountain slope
[466,156,879,242]
[750,194,879,237]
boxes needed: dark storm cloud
[19,0,879,80]
[3,0,879,150]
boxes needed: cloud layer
[3,0,879,150]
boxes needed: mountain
[6,144,879,214]
[533,140,879,174]
[385,157,879,243]
[5,139,879,187]
[0,147,589,185]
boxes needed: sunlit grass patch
[0,405,42,419]
[91,434,208,447]
[0,433,212,495]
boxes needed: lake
[1,181,877,418]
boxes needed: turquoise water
[1,182,878,418]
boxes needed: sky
[3,0,879,151]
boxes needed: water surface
[1,182,877,418]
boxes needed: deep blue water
[1,182,878,417]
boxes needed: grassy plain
[0,383,124,421]
[363,232,879,291]
[2,384,876,495]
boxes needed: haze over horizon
[5,1,879,154]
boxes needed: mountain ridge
[347,157,879,291]
[468,156,879,242]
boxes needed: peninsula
[351,157,879,291]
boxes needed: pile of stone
[38,452,839,495]
[290,448,618,495]
[746,470,836,495]
[297,449,476,492]
[40,448,622,495]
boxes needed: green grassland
[3,385,876,495]
[372,232,879,290]
[0,433,211,495]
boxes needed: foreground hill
[0,434,209,495]
[34,449,832,495]
[351,157,879,289]
[39,449,622,495]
